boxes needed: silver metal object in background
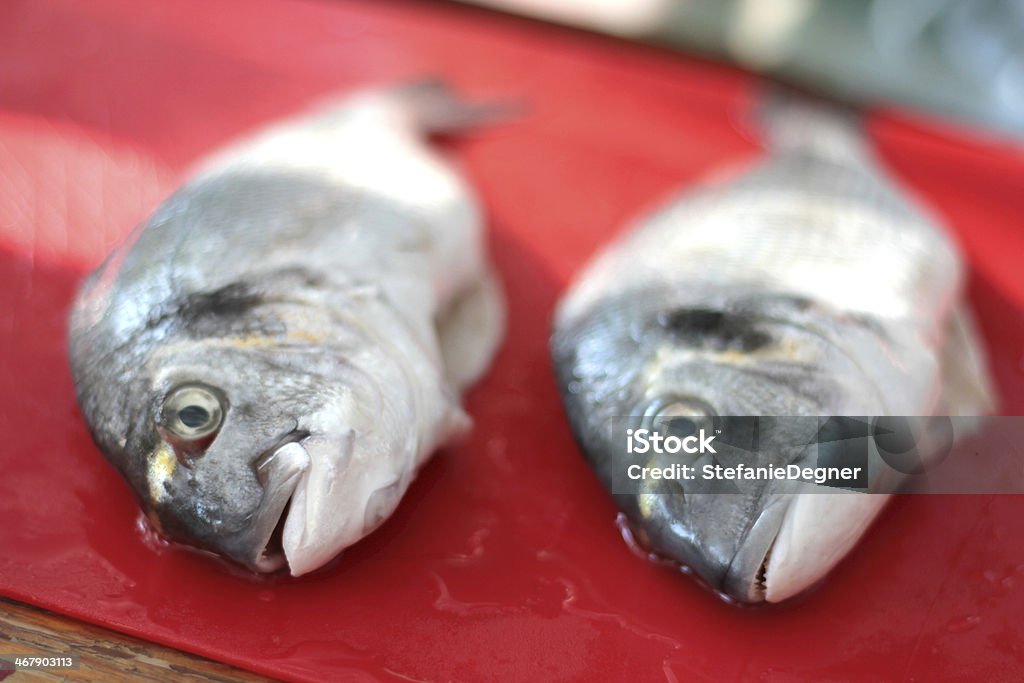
[461,0,1024,139]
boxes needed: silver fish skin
[69,82,505,576]
[551,94,994,603]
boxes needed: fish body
[69,82,504,575]
[551,95,993,602]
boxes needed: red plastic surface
[2,1,1024,680]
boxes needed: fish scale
[564,154,961,326]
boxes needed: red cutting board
[2,1,1023,680]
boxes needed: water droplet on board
[946,615,982,633]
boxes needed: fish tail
[756,85,870,164]
[386,78,520,134]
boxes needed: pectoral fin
[436,267,506,390]
[938,305,997,416]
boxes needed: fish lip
[721,496,791,603]
[243,439,311,573]
[254,427,310,479]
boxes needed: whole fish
[69,82,504,576]
[551,94,994,603]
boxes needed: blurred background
[459,0,1024,139]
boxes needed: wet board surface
[2,1,1024,681]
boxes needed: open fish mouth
[721,497,790,603]
[716,492,892,603]
[248,440,311,572]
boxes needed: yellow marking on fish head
[223,335,279,350]
[638,491,656,519]
[147,443,177,503]
[644,335,806,378]
[216,328,327,350]
[775,336,803,361]
[637,454,668,520]
[287,329,328,344]
[708,349,753,365]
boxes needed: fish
[68,81,505,576]
[550,92,995,603]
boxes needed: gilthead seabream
[69,82,505,575]
[551,94,994,603]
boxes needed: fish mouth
[246,439,310,573]
[721,497,791,603]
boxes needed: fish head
[79,331,382,573]
[129,344,341,572]
[553,289,889,602]
[71,269,443,577]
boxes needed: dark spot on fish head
[183,282,264,319]
[171,283,287,340]
[658,307,773,352]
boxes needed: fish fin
[388,79,521,135]
[436,266,505,390]
[937,304,998,416]
[755,85,870,164]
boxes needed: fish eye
[641,396,717,435]
[160,383,225,441]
